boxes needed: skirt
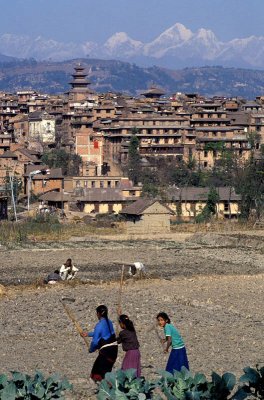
[121,349,141,377]
[166,346,189,374]
[90,344,118,382]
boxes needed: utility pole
[9,175,17,222]
[27,169,43,212]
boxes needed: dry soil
[0,231,263,399]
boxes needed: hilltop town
[0,63,263,228]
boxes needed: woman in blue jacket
[81,305,118,382]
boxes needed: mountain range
[1,58,264,99]
[1,23,264,69]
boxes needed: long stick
[61,301,90,349]
[117,265,125,313]
[147,324,165,352]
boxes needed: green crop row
[97,364,264,400]
[0,371,71,400]
[1,365,262,399]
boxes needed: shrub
[97,369,156,399]
[0,221,27,244]
[97,366,264,400]
[157,367,236,400]
[237,365,264,399]
[0,370,72,399]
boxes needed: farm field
[0,231,263,399]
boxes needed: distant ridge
[0,53,19,63]
[0,57,264,99]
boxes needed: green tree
[127,129,141,185]
[196,187,220,223]
[235,132,264,220]
[41,149,82,176]
[236,159,264,220]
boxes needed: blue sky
[0,0,263,43]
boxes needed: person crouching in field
[81,305,118,382]
[157,312,189,373]
[44,269,62,284]
[59,258,78,281]
[117,314,141,377]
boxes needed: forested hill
[1,57,264,98]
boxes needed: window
[100,181,104,188]
[84,181,88,188]
[91,181,95,188]
[107,181,111,188]
[115,181,119,188]
[204,150,208,157]
[204,161,208,168]
[224,202,229,212]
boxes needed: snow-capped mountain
[1,23,264,68]
[101,32,143,57]
[143,23,193,57]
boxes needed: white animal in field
[129,262,146,278]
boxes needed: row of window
[76,180,120,188]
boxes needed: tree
[127,129,141,185]
[235,132,264,220]
[196,187,220,223]
[236,159,264,220]
[41,149,82,176]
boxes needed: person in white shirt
[128,262,146,278]
[59,258,78,280]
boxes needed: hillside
[0,58,264,98]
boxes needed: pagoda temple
[69,64,93,102]
[141,86,166,99]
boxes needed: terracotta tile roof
[0,150,18,159]
[25,165,63,179]
[15,147,39,162]
[39,191,71,202]
[76,188,125,202]
[121,198,173,215]
[166,186,241,201]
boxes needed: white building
[28,111,56,143]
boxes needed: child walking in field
[117,314,141,377]
[157,312,189,374]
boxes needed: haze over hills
[1,57,264,99]
[2,23,264,69]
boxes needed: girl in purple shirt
[117,314,141,377]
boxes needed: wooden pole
[61,301,90,349]
[147,323,165,352]
[117,265,125,314]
